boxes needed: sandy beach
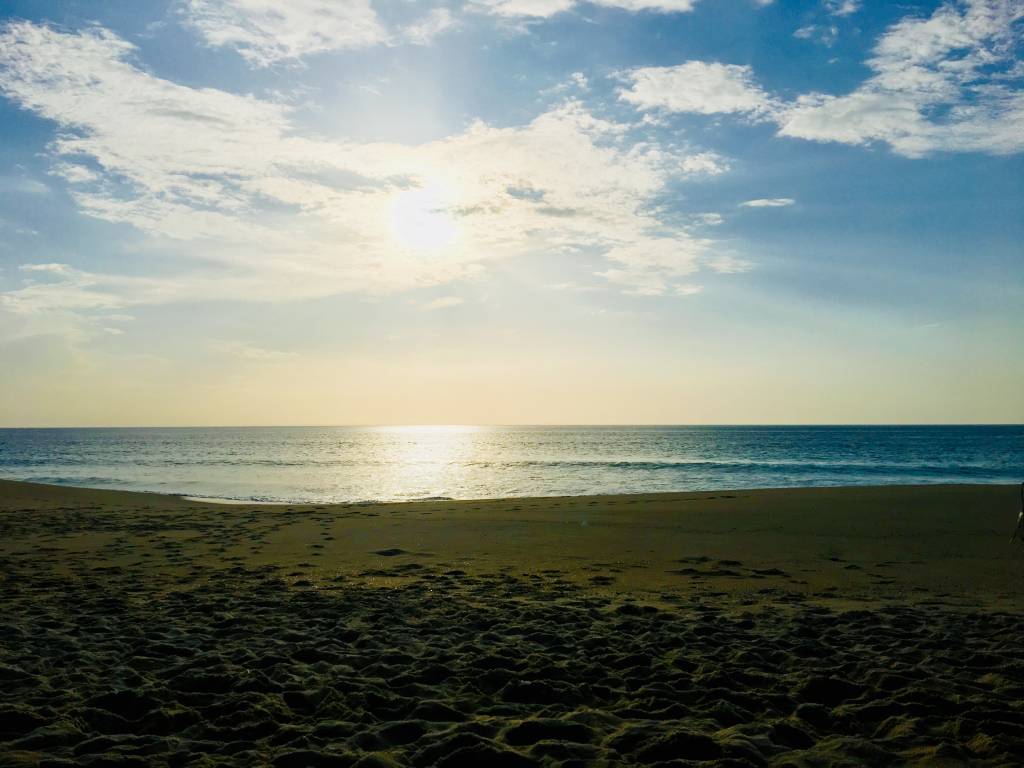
[2,480,1023,767]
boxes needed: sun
[389,184,459,252]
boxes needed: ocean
[0,425,1020,504]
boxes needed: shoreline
[1,475,1019,508]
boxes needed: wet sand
[1,480,1023,766]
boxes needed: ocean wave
[1,456,1012,474]
[462,459,1005,476]
[12,475,131,487]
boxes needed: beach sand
[1,480,1022,766]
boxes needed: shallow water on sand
[0,425,1020,503]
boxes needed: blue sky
[0,0,1021,425]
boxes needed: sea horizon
[3,424,1020,505]
[2,422,1022,431]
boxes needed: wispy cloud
[185,0,389,65]
[2,263,191,318]
[692,212,723,226]
[213,341,299,361]
[403,8,458,46]
[739,198,795,207]
[825,0,861,17]
[0,262,172,344]
[471,0,574,17]
[0,21,741,326]
[422,296,465,310]
[0,175,49,195]
[544,281,602,292]
[471,0,698,19]
[596,237,711,296]
[793,24,839,47]
[0,217,39,237]
[679,151,730,176]
[706,254,754,273]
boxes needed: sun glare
[389,184,459,252]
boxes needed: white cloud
[422,296,465,310]
[740,198,795,207]
[619,61,773,115]
[570,71,589,90]
[544,281,601,291]
[826,0,861,16]
[674,283,702,295]
[616,2,1024,158]
[541,71,591,98]
[679,151,730,176]
[593,0,698,9]
[213,341,299,361]
[706,254,754,272]
[186,0,388,65]
[2,264,160,316]
[49,163,100,184]
[596,236,710,296]
[777,0,1024,156]
[692,212,723,226]
[793,24,839,46]
[20,263,73,276]
[0,21,739,320]
[404,8,458,46]
[472,0,698,19]
[472,0,574,17]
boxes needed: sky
[0,0,1021,426]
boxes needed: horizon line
[1,423,1021,430]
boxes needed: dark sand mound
[2,563,1024,767]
